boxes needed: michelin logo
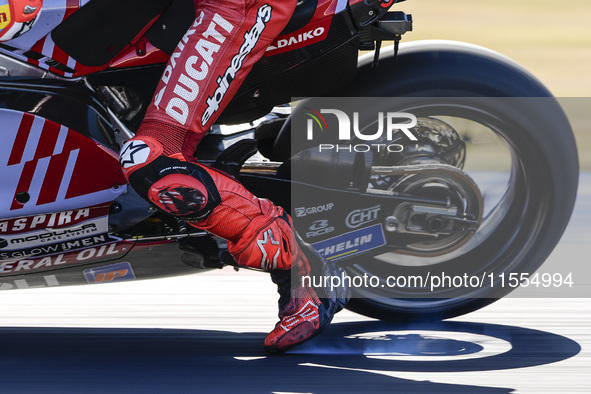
[312,224,386,261]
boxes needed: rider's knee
[119,136,221,220]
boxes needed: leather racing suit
[118,0,349,354]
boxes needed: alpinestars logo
[119,140,150,169]
[201,4,272,126]
[257,228,280,270]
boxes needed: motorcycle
[0,0,579,322]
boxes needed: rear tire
[329,41,578,321]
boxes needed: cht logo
[346,205,381,229]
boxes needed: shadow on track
[0,320,579,393]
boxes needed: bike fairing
[0,0,42,41]
[0,0,579,344]
[0,1,376,268]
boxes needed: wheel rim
[344,99,550,313]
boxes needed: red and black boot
[227,207,350,353]
[120,136,350,353]
[262,215,350,354]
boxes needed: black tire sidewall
[328,41,579,321]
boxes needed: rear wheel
[326,41,578,321]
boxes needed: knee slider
[148,174,209,217]
[126,153,222,220]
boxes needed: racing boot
[263,219,350,354]
[228,209,350,353]
[120,135,350,353]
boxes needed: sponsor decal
[294,203,334,218]
[312,224,386,261]
[0,274,59,290]
[0,205,104,234]
[3,222,99,248]
[84,262,135,284]
[0,4,11,30]
[346,205,381,229]
[0,242,129,275]
[0,205,113,260]
[306,219,335,238]
[265,17,331,56]
[119,140,151,168]
[0,233,119,260]
[201,4,272,126]
[155,11,235,126]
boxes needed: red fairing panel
[0,0,89,77]
[0,0,352,77]
[0,109,126,219]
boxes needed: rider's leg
[119,0,349,353]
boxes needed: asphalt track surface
[0,175,589,393]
